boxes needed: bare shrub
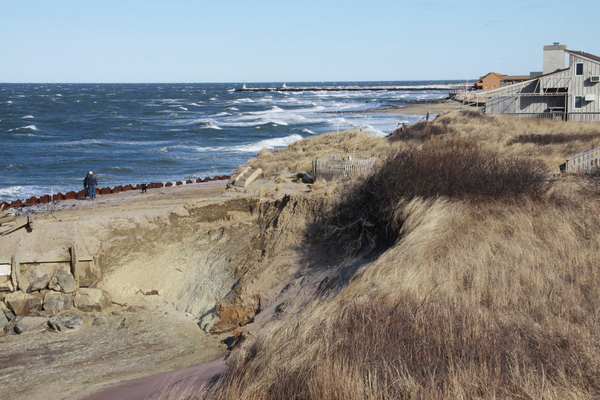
[324,140,548,253]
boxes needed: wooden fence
[0,246,99,292]
[312,152,375,181]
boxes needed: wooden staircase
[233,167,263,188]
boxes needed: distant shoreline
[323,98,465,116]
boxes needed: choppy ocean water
[0,82,454,202]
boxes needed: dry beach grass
[197,112,600,399]
[3,111,600,399]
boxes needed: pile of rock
[0,265,112,335]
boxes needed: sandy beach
[337,98,465,115]
[0,182,235,400]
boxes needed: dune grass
[194,112,600,399]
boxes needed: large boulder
[48,266,78,293]
[21,264,55,292]
[14,316,50,334]
[5,291,43,316]
[73,288,112,312]
[43,292,73,314]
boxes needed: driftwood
[0,216,32,236]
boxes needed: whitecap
[16,125,38,131]
[22,115,34,119]
[0,185,43,202]
[203,122,223,130]
[231,134,303,153]
[179,106,188,111]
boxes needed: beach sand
[339,98,465,116]
[0,182,234,400]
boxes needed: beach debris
[295,171,314,184]
[233,166,263,188]
[0,215,32,236]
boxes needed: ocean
[0,81,455,202]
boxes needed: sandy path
[83,357,227,400]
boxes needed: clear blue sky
[2,0,598,83]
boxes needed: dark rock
[43,292,73,314]
[296,172,314,184]
[48,266,78,293]
[117,317,129,330]
[50,314,84,330]
[47,320,61,331]
[92,317,106,326]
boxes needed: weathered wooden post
[70,246,80,287]
[10,256,20,291]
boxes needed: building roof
[566,50,600,64]
[476,72,529,82]
[502,75,530,81]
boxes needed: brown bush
[323,140,548,254]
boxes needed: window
[575,96,583,109]
[576,63,584,76]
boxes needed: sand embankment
[0,167,351,399]
[0,182,237,399]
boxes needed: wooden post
[10,256,20,292]
[70,246,80,287]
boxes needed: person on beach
[84,171,98,200]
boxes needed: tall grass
[201,195,600,399]
[323,140,547,254]
[194,112,600,400]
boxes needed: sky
[2,0,599,83]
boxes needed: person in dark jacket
[84,171,98,200]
